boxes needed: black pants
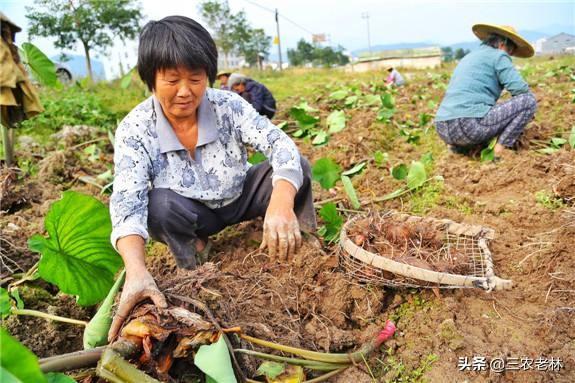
[147,158,316,269]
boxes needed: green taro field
[1,55,574,383]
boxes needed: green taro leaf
[19,42,57,88]
[276,121,289,130]
[537,147,560,154]
[550,137,567,148]
[326,110,346,134]
[28,191,122,306]
[341,175,361,209]
[194,335,237,383]
[363,94,382,106]
[248,152,267,164]
[45,373,77,383]
[294,101,318,113]
[344,95,359,107]
[342,161,366,176]
[420,152,434,166]
[318,203,343,243]
[312,131,329,146]
[377,108,395,121]
[391,164,408,180]
[312,158,342,189]
[329,90,348,101]
[569,126,575,149]
[0,287,11,318]
[373,151,388,167]
[257,361,285,379]
[289,107,319,130]
[381,93,395,109]
[0,328,48,383]
[406,161,427,189]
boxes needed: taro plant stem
[11,308,88,326]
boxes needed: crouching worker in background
[434,24,537,160]
[228,73,277,119]
[108,16,316,341]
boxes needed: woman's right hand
[107,270,167,342]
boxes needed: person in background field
[385,67,405,86]
[107,16,316,341]
[228,73,277,119]
[434,24,537,160]
[216,71,231,90]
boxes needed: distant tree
[287,39,315,66]
[441,46,453,62]
[199,0,252,68]
[454,48,470,60]
[239,28,272,69]
[26,0,142,81]
[288,39,348,67]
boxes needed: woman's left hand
[260,180,302,262]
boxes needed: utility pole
[361,12,372,56]
[275,9,283,71]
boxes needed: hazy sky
[2,0,574,78]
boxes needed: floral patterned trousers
[435,92,537,148]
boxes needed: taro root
[111,303,226,381]
[383,223,412,245]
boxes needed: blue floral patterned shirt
[110,88,302,248]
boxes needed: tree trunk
[82,40,94,82]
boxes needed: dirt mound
[148,221,388,357]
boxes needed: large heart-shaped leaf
[312,158,342,189]
[391,164,408,180]
[0,328,48,383]
[326,110,346,134]
[194,335,237,383]
[329,90,348,101]
[381,93,395,109]
[19,42,57,87]
[406,161,427,189]
[28,191,122,306]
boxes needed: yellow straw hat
[472,23,534,58]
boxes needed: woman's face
[154,66,208,121]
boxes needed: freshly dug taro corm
[110,303,222,381]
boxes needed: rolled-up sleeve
[109,121,152,250]
[495,54,529,96]
[235,97,303,190]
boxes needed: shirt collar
[153,92,218,154]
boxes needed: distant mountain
[351,42,436,57]
[348,27,574,57]
[51,53,106,80]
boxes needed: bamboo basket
[339,211,512,291]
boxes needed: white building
[536,33,575,55]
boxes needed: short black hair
[482,33,517,53]
[137,16,218,90]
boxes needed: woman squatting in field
[434,24,537,160]
[107,16,316,341]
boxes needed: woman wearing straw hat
[435,24,537,159]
